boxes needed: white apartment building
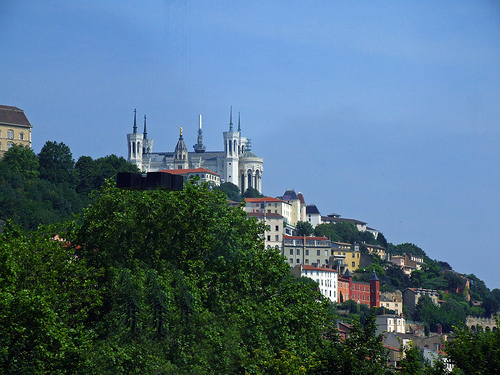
[291,264,338,303]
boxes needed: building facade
[291,264,338,303]
[338,269,380,307]
[0,105,32,157]
[127,109,263,194]
[247,212,284,251]
[282,235,332,267]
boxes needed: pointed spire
[194,114,206,153]
[238,112,241,132]
[143,115,147,139]
[133,109,137,134]
[229,106,233,131]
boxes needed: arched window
[7,142,13,150]
[19,132,24,140]
[229,140,232,155]
[7,129,14,139]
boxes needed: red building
[338,269,380,308]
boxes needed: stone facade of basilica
[127,108,263,194]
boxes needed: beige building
[247,212,284,251]
[0,105,32,157]
[375,314,406,335]
[281,189,305,226]
[380,291,403,315]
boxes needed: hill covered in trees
[0,142,138,231]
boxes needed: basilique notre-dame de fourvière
[127,108,263,194]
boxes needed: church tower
[127,109,144,169]
[142,115,153,155]
[174,126,189,169]
[222,107,240,185]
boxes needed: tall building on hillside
[0,105,33,157]
[126,108,263,194]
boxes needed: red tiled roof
[159,168,219,176]
[0,105,32,127]
[301,264,337,273]
[245,197,283,203]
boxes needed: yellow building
[0,105,32,157]
[331,242,362,271]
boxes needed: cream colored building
[244,197,292,224]
[380,292,403,315]
[0,105,32,157]
[375,314,406,335]
[281,189,305,226]
[247,212,284,251]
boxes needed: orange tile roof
[300,264,337,272]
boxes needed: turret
[127,109,144,168]
[370,270,380,308]
[174,126,189,169]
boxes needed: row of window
[0,129,25,140]
[0,142,15,151]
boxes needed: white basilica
[126,108,263,194]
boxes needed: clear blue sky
[2,1,499,289]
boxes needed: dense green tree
[296,221,314,236]
[243,186,264,198]
[0,144,39,180]
[69,180,332,373]
[38,141,76,185]
[315,312,392,375]
[446,319,500,375]
[212,181,243,202]
[0,223,100,374]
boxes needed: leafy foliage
[212,181,243,202]
[296,221,314,236]
[446,319,500,375]
[0,142,138,231]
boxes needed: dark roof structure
[0,105,32,127]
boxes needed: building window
[290,249,293,255]
[267,235,271,241]
[275,235,279,241]
[317,250,320,256]
[7,130,14,139]
[296,259,300,264]
[7,142,13,150]
[289,258,293,264]
[306,250,309,256]
[297,249,300,255]
[305,259,309,264]
[352,262,355,268]
[275,225,279,231]
[19,132,24,140]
